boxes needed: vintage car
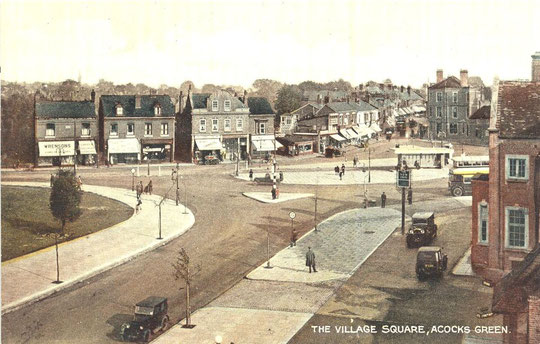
[120,296,169,342]
[325,147,343,158]
[204,154,220,165]
[406,212,438,248]
[416,246,448,280]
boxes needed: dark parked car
[406,212,438,248]
[325,147,343,158]
[416,246,448,280]
[120,296,169,342]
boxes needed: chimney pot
[436,69,444,83]
[460,69,469,87]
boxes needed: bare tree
[171,248,200,328]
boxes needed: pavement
[452,247,475,276]
[243,192,314,204]
[1,181,195,314]
[152,207,403,344]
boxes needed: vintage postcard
[1,0,539,343]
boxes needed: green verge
[1,186,133,262]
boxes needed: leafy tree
[275,85,303,115]
[1,92,34,165]
[201,84,220,93]
[251,79,283,107]
[180,81,196,94]
[49,170,82,283]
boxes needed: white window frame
[224,100,231,112]
[236,118,243,131]
[116,106,123,116]
[286,118,292,125]
[154,105,161,116]
[212,119,219,132]
[436,107,442,118]
[478,202,488,244]
[110,123,118,136]
[452,106,458,118]
[258,122,266,134]
[449,123,458,134]
[160,123,169,136]
[127,123,135,136]
[81,122,91,137]
[505,206,528,249]
[199,119,207,132]
[506,154,529,181]
[144,123,152,137]
[453,92,458,103]
[224,119,231,132]
[436,92,442,102]
[45,123,55,137]
[211,100,219,112]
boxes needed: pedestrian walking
[353,156,358,167]
[50,173,55,187]
[76,176,83,190]
[341,164,345,176]
[305,247,317,273]
[271,184,277,200]
[249,169,254,181]
[334,166,339,175]
[279,170,284,182]
[290,228,298,247]
[135,198,142,214]
[136,181,143,199]
[339,171,343,180]
[147,180,153,195]
[407,188,413,205]
[381,192,387,208]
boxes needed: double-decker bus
[448,156,489,196]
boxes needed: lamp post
[264,218,273,269]
[131,168,135,191]
[171,164,179,206]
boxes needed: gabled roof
[495,81,540,139]
[36,101,95,118]
[325,102,356,113]
[189,91,247,111]
[291,103,323,115]
[350,100,378,112]
[429,76,462,89]
[247,97,274,115]
[100,95,174,117]
[470,105,491,120]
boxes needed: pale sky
[1,0,539,88]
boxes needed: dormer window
[115,104,123,116]
[224,100,231,111]
[212,100,219,111]
[154,104,162,116]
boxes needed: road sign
[289,211,296,219]
[397,170,411,188]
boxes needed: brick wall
[36,118,98,140]
[529,295,540,344]
[103,117,175,141]
[471,177,490,272]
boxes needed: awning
[369,123,382,132]
[251,135,283,151]
[339,129,352,140]
[195,137,222,151]
[39,141,75,157]
[78,140,96,155]
[108,138,140,154]
[346,128,360,138]
[352,125,372,138]
[143,147,163,153]
[330,134,346,142]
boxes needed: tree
[201,84,220,93]
[251,79,283,107]
[275,85,303,115]
[49,170,82,283]
[172,248,200,328]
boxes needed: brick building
[34,91,97,167]
[427,69,489,145]
[247,97,280,159]
[470,80,540,283]
[98,95,175,164]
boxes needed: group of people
[135,180,153,214]
[334,164,346,180]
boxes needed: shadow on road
[106,313,132,342]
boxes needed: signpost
[397,170,411,234]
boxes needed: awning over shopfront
[346,128,360,138]
[339,129,352,140]
[39,141,75,157]
[352,126,374,138]
[108,138,140,154]
[78,140,96,155]
[251,135,283,151]
[369,123,382,132]
[330,134,346,141]
[195,137,222,151]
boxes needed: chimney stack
[460,69,469,87]
[91,89,95,102]
[436,69,443,83]
[407,86,411,95]
[178,91,184,114]
[532,51,540,82]
[135,95,141,109]
[243,90,248,105]
[400,85,404,93]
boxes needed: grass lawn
[1,186,133,261]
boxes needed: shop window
[236,119,243,131]
[224,119,231,132]
[452,107,458,118]
[224,100,231,111]
[81,123,91,137]
[506,155,528,180]
[449,123,458,134]
[212,100,219,111]
[478,203,488,243]
[199,119,206,132]
[127,123,135,136]
[505,207,528,249]
[46,123,55,137]
[160,123,168,136]
[212,119,219,132]
[110,123,118,136]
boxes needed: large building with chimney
[427,69,490,145]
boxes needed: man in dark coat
[381,192,387,208]
[249,169,254,181]
[290,228,298,247]
[341,164,345,175]
[305,247,317,273]
[136,181,143,199]
[407,188,413,205]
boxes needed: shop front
[142,139,173,162]
[222,136,248,162]
[194,135,223,164]
[251,135,283,159]
[276,135,315,156]
[107,138,140,164]
[77,140,97,165]
[37,141,75,167]
[329,133,346,148]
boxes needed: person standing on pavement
[271,184,276,200]
[136,181,143,199]
[147,180,153,195]
[50,173,55,187]
[339,170,343,180]
[353,156,358,167]
[407,187,413,205]
[334,166,339,175]
[381,192,386,208]
[290,228,298,247]
[341,164,346,176]
[305,247,317,273]
[249,169,254,181]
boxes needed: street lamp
[131,168,135,191]
[171,163,179,206]
[264,218,273,269]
